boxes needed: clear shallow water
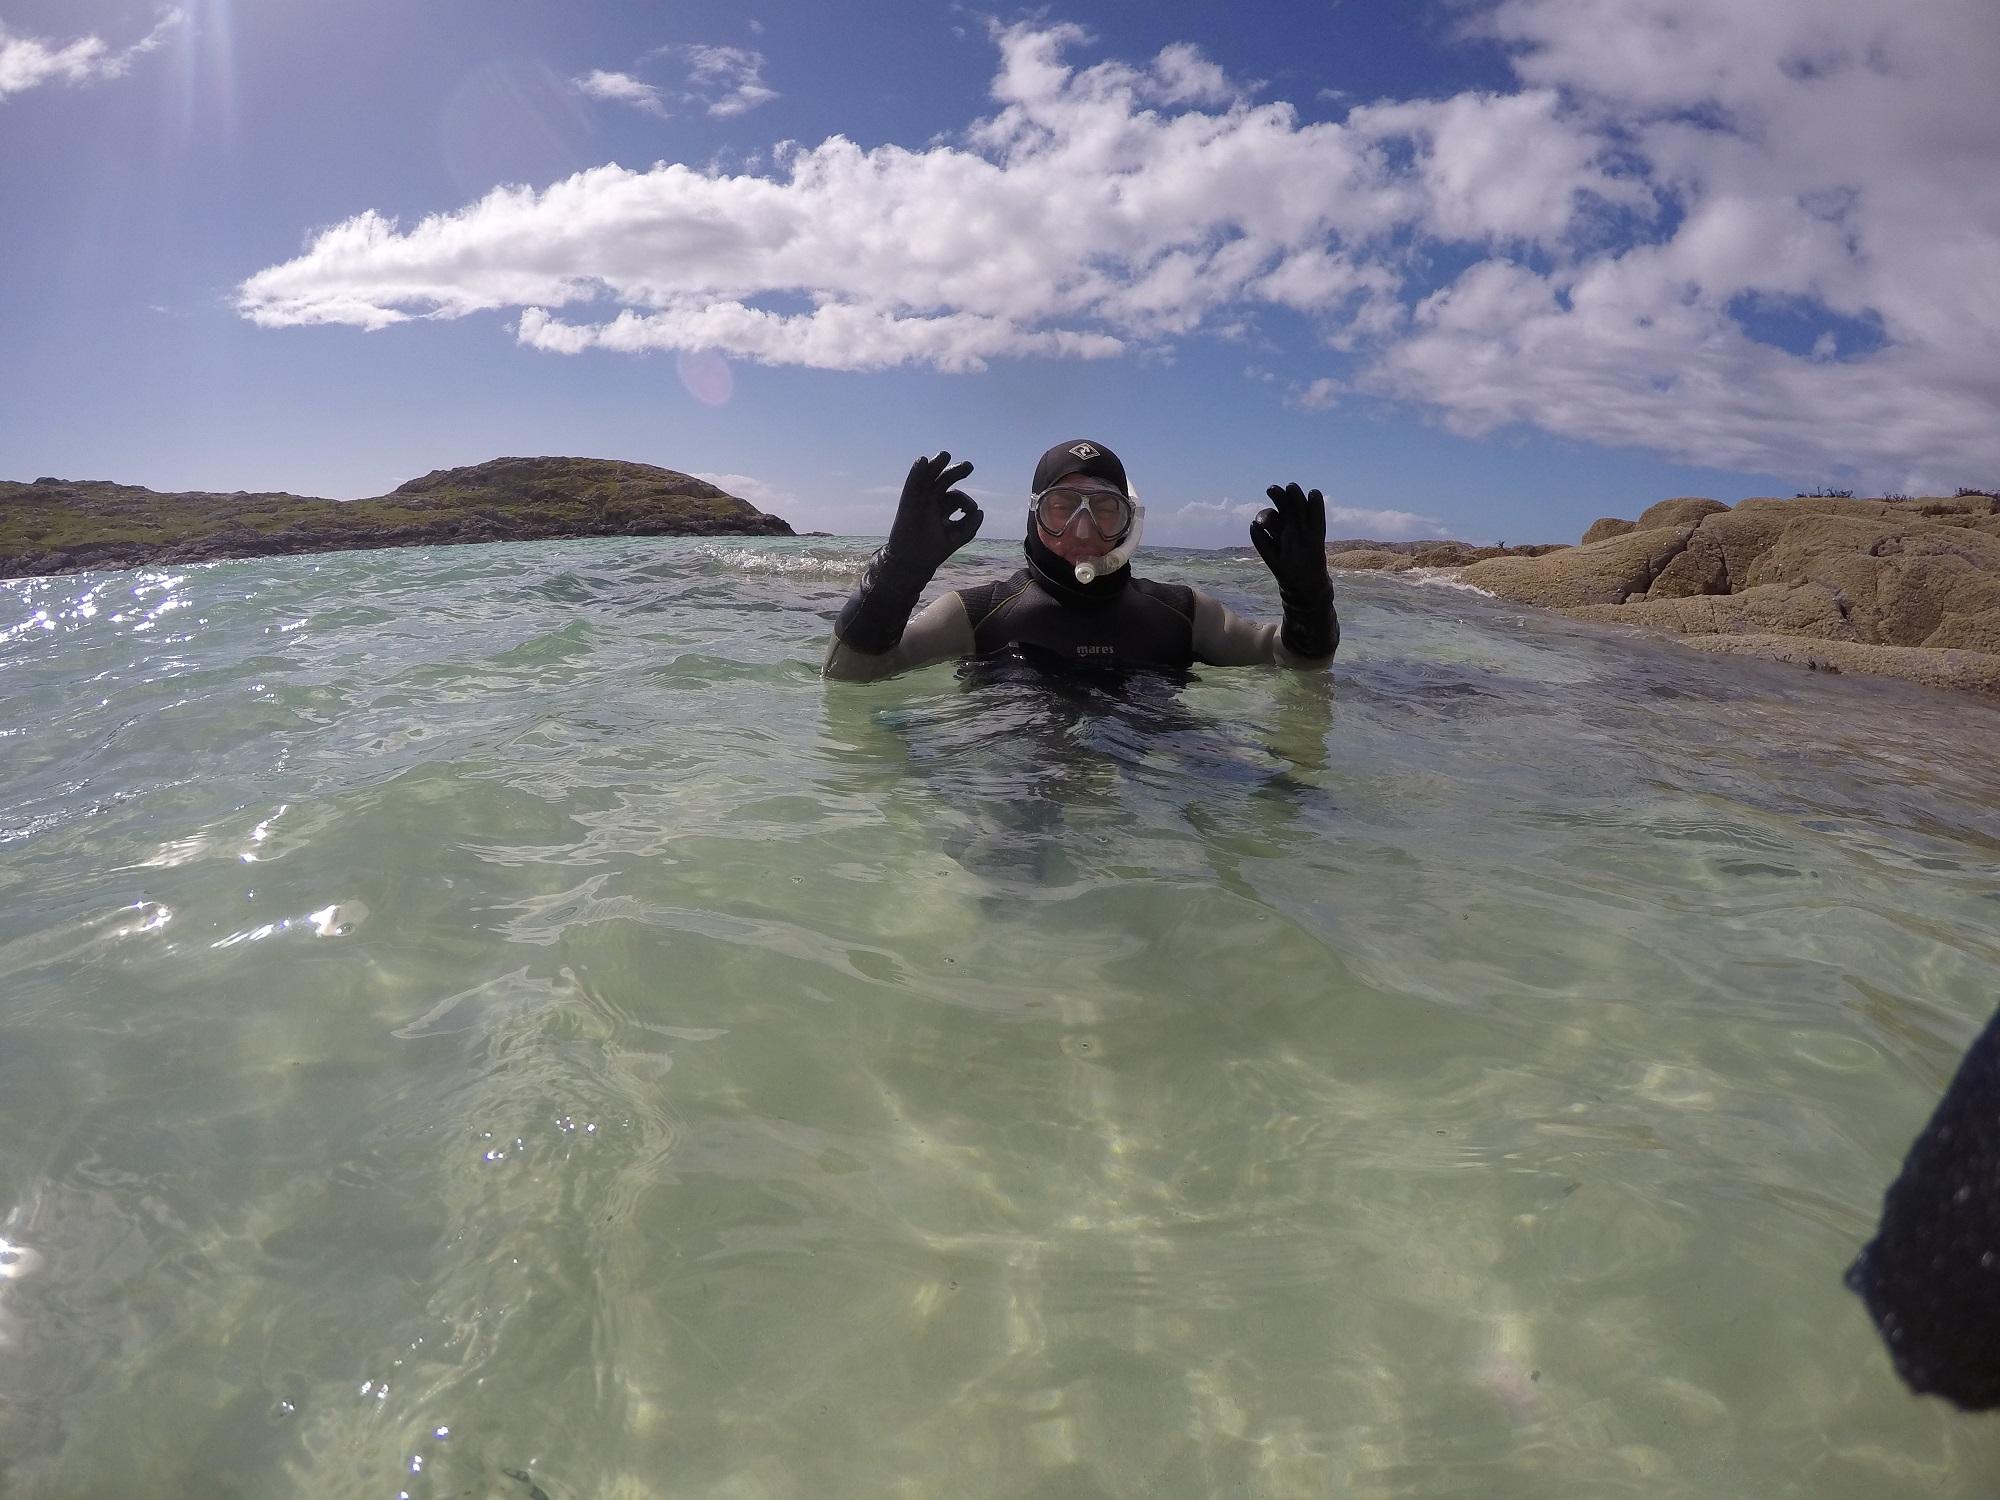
[3,535,1999,1499]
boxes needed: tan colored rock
[1733,494,1995,524]
[1461,525,1692,609]
[1409,541,1482,567]
[1328,548,1414,571]
[1692,506,1796,587]
[1735,516,2000,647]
[1679,636,2000,696]
[1636,497,1727,529]
[1736,496,1900,521]
[1878,523,2000,570]
[1911,493,1998,518]
[1916,565,2000,653]
[1459,492,2000,698]
[1570,580,1861,640]
[1581,517,1635,544]
[1735,514,1894,590]
[1645,527,1728,598]
[1929,613,2000,655]
[1878,555,1988,648]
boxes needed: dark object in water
[1847,1005,2000,1410]
[503,1467,556,1500]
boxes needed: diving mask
[1033,484,1137,542]
[1029,482,1145,585]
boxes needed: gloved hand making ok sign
[1250,483,1339,659]
[883,451,983,577]
[834,450,984,655]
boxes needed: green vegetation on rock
[0,456,793,578]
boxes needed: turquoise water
[3,536,1999,1499]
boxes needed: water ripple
[2,540,1999,1497]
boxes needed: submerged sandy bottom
[3,538,1999,1498]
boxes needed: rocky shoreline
[1332,493,2000,698]
[0,456,793,580]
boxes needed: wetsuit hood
[1025,438,1141,602]
[1033,439,1130,496]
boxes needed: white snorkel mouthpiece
[1072,488,1143,585]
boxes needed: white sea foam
[690,542,863,580]
[1403,565,1495,595]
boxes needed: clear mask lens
[1034,486,1134,541]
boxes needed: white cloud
[239,9,2000,488]
[1146,41,1243,106]
[1362,0,2000,488]
[1175,497,1267,522]
[516,301,1123,373]
[574,69,669,118]
[0,8,181,99]
[1350,88,1653,246]
[237,24,1428,364]
[1160,495,1445,546]
[1151,496,1264,549]
[682,44,778,118]
[1288,377,1342,410]
[1322,503,1446,540]
[0,27,107,94]
[579,44,775,122]
[694,471,792,508]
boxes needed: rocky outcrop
[1455,525,1697,609]
[0,456,793,579]
[1635,496,1729,529]
[1460,493,2000,697]
[1325,539,1565,572]
[1327,548,1415,571]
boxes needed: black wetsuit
[825,524,1335,682]
[956,569,1198,670]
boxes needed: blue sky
[3,0,1997,547]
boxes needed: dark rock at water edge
[0,455,793,579]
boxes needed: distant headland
[0,456,794,579]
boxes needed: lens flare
[676,350,734,407]
[439,58,591,199]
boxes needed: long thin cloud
[1169,496,1446,541]
[573,69,669,118]
[239,7,2000,489]
[0,8,182,99]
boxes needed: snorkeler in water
[822,440,1338,681]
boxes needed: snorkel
[1071,484,1143,585]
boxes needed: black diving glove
[1250,482,1338,659]
[1847,1004,2000,1410]
[835,451,983,654]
